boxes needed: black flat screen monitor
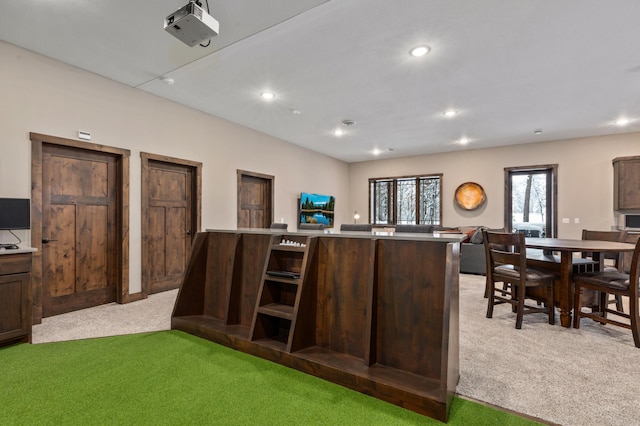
[0,198,31,230]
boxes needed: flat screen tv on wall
[0,198,31,230]
[299,192,335,228]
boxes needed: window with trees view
[369,175,442,225]
[505,165,557,238]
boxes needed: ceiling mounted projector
[164,1,219,47]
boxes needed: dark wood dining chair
[573,237,640,348]
[581,229,627,310]
[298,223,325,231]
[483,230,555,329]
[394,224,433,233]
[339,224,372,232]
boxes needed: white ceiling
[1,0,639,163]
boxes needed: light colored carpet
[457,274,639,426]
[31,275,640,426]
[32,289,178,344]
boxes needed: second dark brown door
[144,159,194,294]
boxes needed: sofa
[459,226,505,275]
[460,242,487,274]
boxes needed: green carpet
[0,331,540,425]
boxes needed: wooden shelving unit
[172,229,460,423]
[251,235,316,352]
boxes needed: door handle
[186,230,192,235]
[42,238,58,244]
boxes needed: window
[369,174,442,225]
[505,165,557,238]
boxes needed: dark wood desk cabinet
[172,230,460,422]
[0,251,33,347]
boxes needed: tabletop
[525,237,636,252]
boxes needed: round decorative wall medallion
[454,182,486,210]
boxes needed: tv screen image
[299,192,335,228]
[0,198,31,230]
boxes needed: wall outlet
[562,218,570,224]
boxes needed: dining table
[525,237,636,327]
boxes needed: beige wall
[0,41,349,294]
[349,132,639,239]
[3,40,639,296]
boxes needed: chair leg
[630,296,640,348]
[484,276,490,298]
[615,295,624,312]
[501,282,509,296]
[486,283,495,319]
[546,283,554,325]
[515,284,525,329]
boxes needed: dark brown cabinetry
[0,252,33,347]
[613,156,640,211]
[172,230,460,422]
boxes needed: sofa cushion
[469,226,488,244]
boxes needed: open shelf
[270,244,307,253]
[294,346,443,400]
[171,315,251,340]
[257,303,294,319]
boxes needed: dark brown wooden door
[41,145,118,317]
[237,171,273,229]
[145,160,193,294]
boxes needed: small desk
[525,238,636,327]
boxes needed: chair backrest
[298,223,325,231]
[515,227,543,237]
[339,224,372,232]
[629,237,640,298]
[394,224,434,233]
[623,233,640,274]
[270,223,288,230]
[581,229,627,268]
[482,230,527,281]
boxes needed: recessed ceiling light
[372,148,381,156]
[533,129,543,135]
[458,137,469,145]
[161,77,174,85]
[260,92,276,100]
[410,45,431,57]
[334,128,345,137]
[614,118,630,126]
[443,110,458,117]
[341,119,356,126]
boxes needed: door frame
[30,132,131,324]
[236,169,274,228]
[140,152,202,296]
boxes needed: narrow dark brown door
[41,145,118,317]
[237,170,274,229]
[144,160,194,294]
